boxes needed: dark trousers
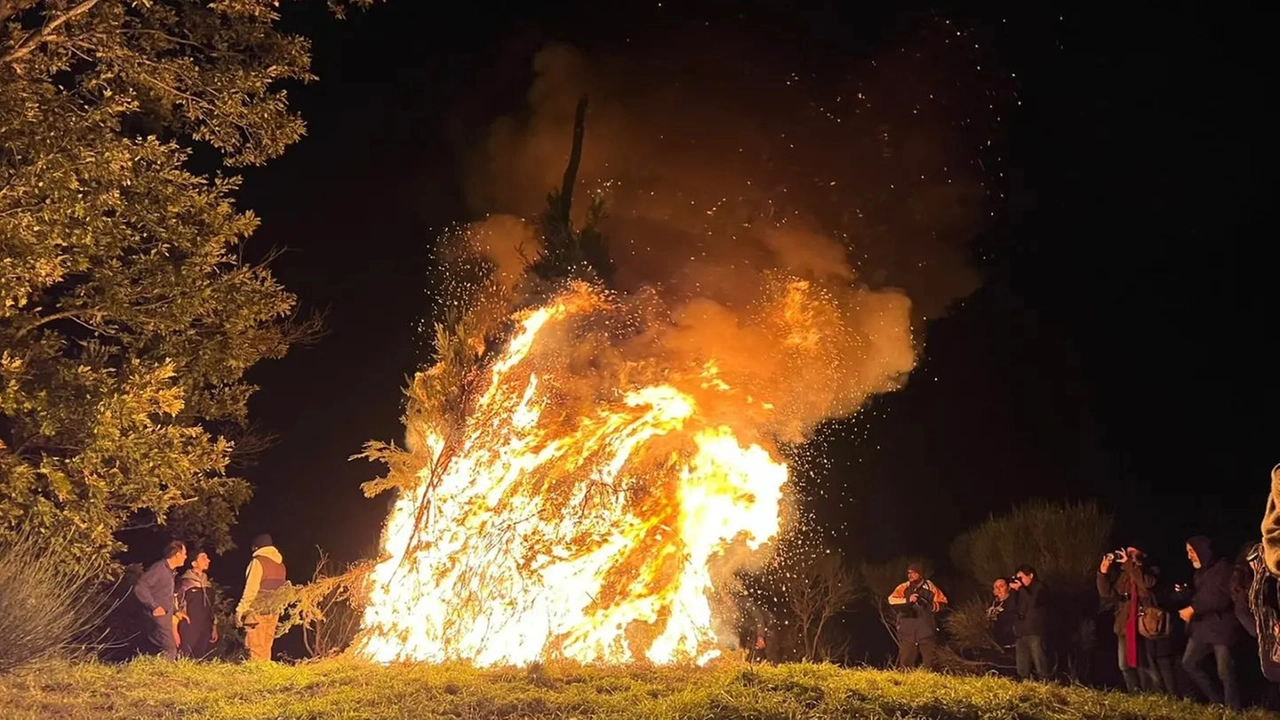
[898,635,936,669]
[897,621,937,669]
[178,620,214,660]
[1016,635,1049,679]
[144,614,177,660]
[1182,637,1239,709]
[1142,637,1180,696]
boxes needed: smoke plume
[451,21,1005,444]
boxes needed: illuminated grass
[0,657,1267,719]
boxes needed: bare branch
[1,0,101,65]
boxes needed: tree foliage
[0,0,382,567]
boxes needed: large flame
[355,282,789,665]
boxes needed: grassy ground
[0,657,1269,720]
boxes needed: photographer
[887,563,949,669]
[1009,564,1049,680]
[1098,546,1160,693]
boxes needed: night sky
[186,2,1268,614]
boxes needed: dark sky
[200,1,1267,601]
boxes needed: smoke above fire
[456,25,1002,443]
[356,20,1007,665]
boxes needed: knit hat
[251,533,273,551]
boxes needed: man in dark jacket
[133,540,187,660]
[177,550,218,659]
[1179,535,1241,709]
[1010,564,1049,680]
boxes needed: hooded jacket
[1183,536,1240,645]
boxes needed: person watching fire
[1009,564,1050,681]
[888,563,948,669]
[235,533,287,662]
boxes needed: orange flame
[355,283,788,665]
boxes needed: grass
[0,657,1269,720]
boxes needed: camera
[1107,548,1127,563]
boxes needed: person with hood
[133,540,187,660]
[887,562,949,669]
[176,550,218,659]
[236,533,287,662]
[1179,535,1241,709]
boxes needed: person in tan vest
[235,533,287,661]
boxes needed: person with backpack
[1098,546,1159,692]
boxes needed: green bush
[949,500,1112,681]
[0,531,106,673]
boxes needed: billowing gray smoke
[447,21,1005,443]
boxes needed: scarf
[1125,575,1139,666]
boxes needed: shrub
[0,531,108,673]
[949,500,1112,682]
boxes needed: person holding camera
[1009,564,1050,680]
[887,563,949,670]
[1098,546,1158,693]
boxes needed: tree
[949,500,1113,681]
[777,551,861,662]
[0,0,381,568]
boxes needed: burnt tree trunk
[555,94,589,228]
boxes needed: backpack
[1137,601,1170,639]
[1245,543,1280,681]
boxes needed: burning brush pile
[352,198,915,665]
[350,31,1001,666]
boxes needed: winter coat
[1182,536,1241,645]
[1011,579,1048,637]
[1097,560,1157,636]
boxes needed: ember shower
[355,25,1008,665]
